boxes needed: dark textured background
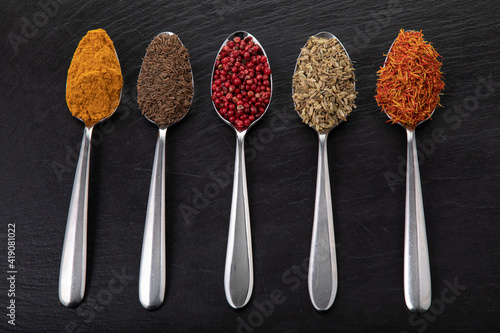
[1,0,500,332]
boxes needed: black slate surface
[1,0,500,332]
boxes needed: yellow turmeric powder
[66,29,123,125]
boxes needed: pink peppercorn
[212,36,271,131]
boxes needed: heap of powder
[137,33,193,127]
[66,29,123,125]
[292,36,357,132]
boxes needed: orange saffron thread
[375,29,445,128]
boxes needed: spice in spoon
[211,35,272,131]
[66,29,123,125]
[137,33,194,127]
[292,36,357,132]
[375,29,445,128]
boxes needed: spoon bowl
[137,31,194,310]
[292,31,354,135]
[59,43,122,307]
[211,30,273,134]
[141,32,194,129]
[292,32,355,311]
[211,31,272,309]
[382,32,435,130]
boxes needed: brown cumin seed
[137,33,193,127]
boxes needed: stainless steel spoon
[292,32,355,311]
[211,31,273,309]
[382,35,432,312]
[138,32,194,310]
[59,53,123,308]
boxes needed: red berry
[213,39,272,131]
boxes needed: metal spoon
[59,53,123,308]
[211,31,273,309]
[382,35,432,312]
[138,32,194,310]
[292,32,355,311]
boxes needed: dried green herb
[292,36,357,132]
[137,33,193,127]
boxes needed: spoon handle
[404,128,431,312]
[308,132,337,311]
[224,131,253,309]
[59,126,94,307]
[139,128,167,310]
